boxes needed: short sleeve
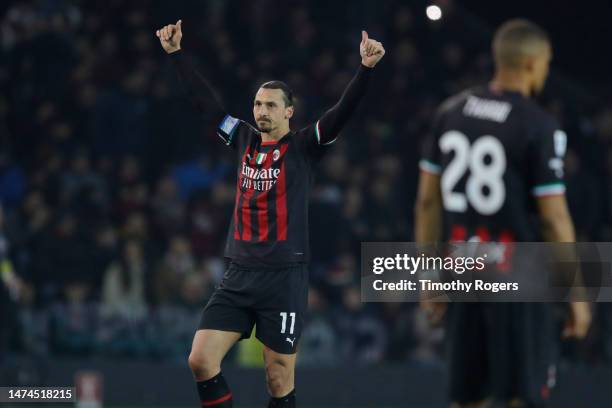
[529,118,567,197]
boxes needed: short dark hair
[493,19,550,68]
[260,81,294,107]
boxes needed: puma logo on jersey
[286,337,295,346]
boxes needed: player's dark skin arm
[415,172,443,242]
[536,195,575,242]
[414,171,447,324]
[536,195,591,339]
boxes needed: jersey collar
[260,130,293,146]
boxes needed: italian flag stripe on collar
[256,153,267,165]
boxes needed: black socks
[268,389,296,407]
[197,373,295,407]
[196,373,232,407]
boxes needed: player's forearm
[415,172,443,243]
[317,64,372,142]
[540,217,575,242]
[539,202,575,243]
[414,202,442,242]
[169,50,226,121]
[537,196,589,301]
[415,198,445,308]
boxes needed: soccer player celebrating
[156,20,384,407]
[415,20,591,408]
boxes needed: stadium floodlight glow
[426,5,442,21]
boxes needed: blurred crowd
[1,0,612,365]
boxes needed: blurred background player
[415,19,591,408]
[156,19,384,408]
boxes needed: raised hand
[156,19,183,54]
[360,30,385,68]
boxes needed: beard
[257,120,273,133]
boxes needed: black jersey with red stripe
[420,86,567,242]
[171,50,371,266]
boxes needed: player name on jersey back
[463,95,512,123]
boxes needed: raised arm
[156,20,226,124]
[314,31,385,145]
[156,20,245,146]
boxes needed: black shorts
[446,302,557,406]
[199,262,309,354]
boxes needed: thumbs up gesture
[156,19,183,54]
[360,30,385,68]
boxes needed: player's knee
[265,361,290,396]
[188,350,219,379]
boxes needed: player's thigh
[254,265,308,354]
[190,329,242,365]
[199,264,257,338]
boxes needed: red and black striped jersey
[171,50,371,266]
[219,117,331,265]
